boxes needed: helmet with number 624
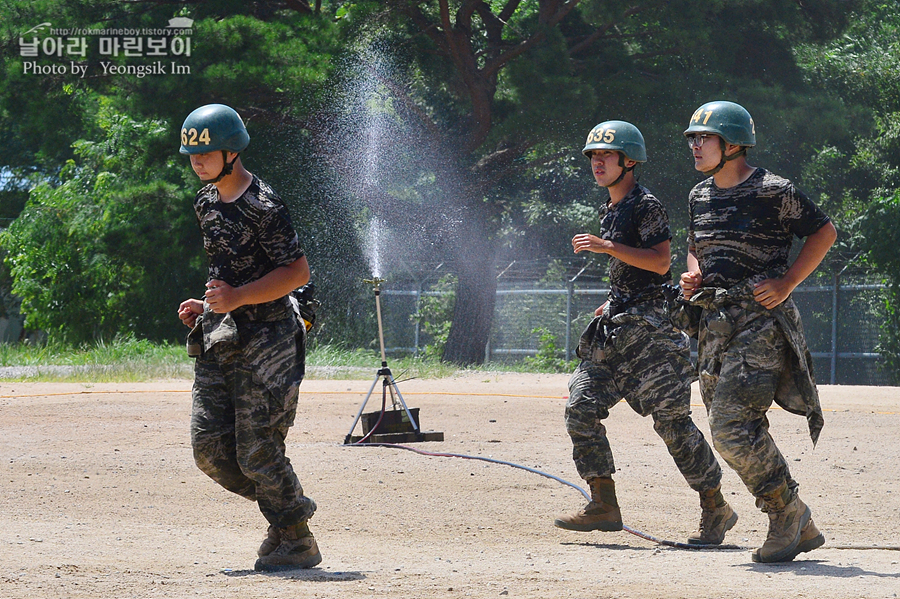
[582,120,647,162]
[179,104,250,155]
[684,101,756,147]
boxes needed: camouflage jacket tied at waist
[577,297,680,360]
[198,296,294,352]
[187,295,306,402]
[686,276,824,446]
[576,298,695,402]
[186,296,297,356]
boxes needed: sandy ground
[1,372,899,599]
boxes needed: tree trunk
[442,225,497,366]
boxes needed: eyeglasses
[686,134,712,149]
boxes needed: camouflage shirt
[194,175,305,289]
[599,184,672,304]
[687,168,830,289]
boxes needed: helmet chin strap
[604,152,635,188]
[200,151,239,184]
[702,138,746,176]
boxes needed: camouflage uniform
[686,168,830,498]
[566,185,722,492]
[189,176,315,528]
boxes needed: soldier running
[678,100,837,562]
[176,104,320,571]
[556,121,736,546]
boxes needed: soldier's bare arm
[572,234,671,275]
[752,221,837,309]
[205,256,310,314]
[680,251,703,299]
[178,298,204,327]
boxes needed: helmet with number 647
[684,101,756,147]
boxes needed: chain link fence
[376,259,891,386]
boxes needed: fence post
[413,284,422,357]
[830,271,839,384]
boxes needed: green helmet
[179,104,250,155]
[683,101,756,147]
[582,120,647,162]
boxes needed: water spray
[343,277,444,444]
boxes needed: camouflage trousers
[190,318,315,528]
[697,305,798,498]
[565,305,722,492]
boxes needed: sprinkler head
[363,277,386,288]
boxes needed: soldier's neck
[713,160,756,189]
[215,166,253,203]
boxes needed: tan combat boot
[687,486,738,545]
[751,482,812,563]
[554,477,623,532]
[790,517,825,559]
[257,524,281,557]
[254,521,322,571]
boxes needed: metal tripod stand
[343,278,423,444]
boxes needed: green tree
[1,1,374,346]
[794,0,900,238]
[0,0,885,360]
[0,107,203,341]
[859,192,900,383]
[795,0,900,380]
[336,0,857,365]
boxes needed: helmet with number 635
[179,104,250,155]
[582,120,647,162]
[684,101,756,147]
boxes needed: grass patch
[0,335,192,382]
[305,344,465,380]
[0,338,571,382]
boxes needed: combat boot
[254,521,322,571]
[789,517,825,560]
[554,477,623,532]
[257,524,281,557]
[687,486,738,545]
[751,482,811,563]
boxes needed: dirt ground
[1,372,899,599]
